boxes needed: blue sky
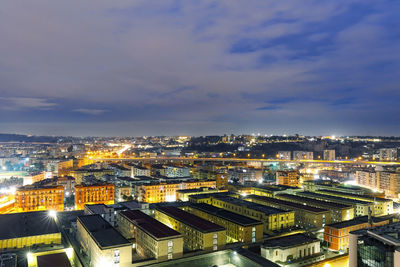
[0,0,399,136]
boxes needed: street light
[48,210,57,219]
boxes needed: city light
[48,210,57,218]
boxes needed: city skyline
[1,1,400,136]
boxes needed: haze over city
[1,0,400,136]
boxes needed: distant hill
[0,133,59,143]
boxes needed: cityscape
[1,1,400,267]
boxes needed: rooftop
[120,210,181,239]
[0,211,59,240]
[156,206,225,233]
[297,191,371,205]
[244,195,328,213]
[77,214,131,249]
[37,252,71,267]
[276,193,351,209]
[326,215,389,229]
[317,189,392,202]
[263,233,319,249]
[188,203,262,226]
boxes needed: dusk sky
[1,0,400,137]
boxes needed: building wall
[276,171,300,187]
[155,210,226,251]
[77,220,132,267]
[0,233,61,251]
[261,240,320,263]
[15,186,64,212]
[183,206,263,243]
[75,184,115,210]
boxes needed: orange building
[135,180,216,203]
[15,184,64,212]
[324,215,389,251]
[75,183,115,210]
[276,171,300,187]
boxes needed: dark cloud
[0,0,399,136]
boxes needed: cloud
[0,0,399,135]
[73,109,107,115]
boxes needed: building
[183,203,263,244]
[176,187,226,202]
[130,164,151,178]
[293,151,313,160]
[276,171,300,187]
[118,210,183,261]
[349,222,400,267]
[244,195,330,229]
[324,215,390,252]
[77,214,132,267]
[56,176,75,196]
[356,169,378,189]
[155,206,226,251]
[274,193,354,223]
[27,249,74,267]
[316,189,393,216]
[23,171,45,186]
[163,165,191,178]
[0,211,61,251]
[84,203,117,226]
[379,148,397,161]
[134,180,216,203]
[15,182,64,212]
[261,233,324,266]
[191,194,295,233]
[277,151,291,160]
[71,168,114,184]
[75,183,115,210]
[297,191,374,217]
[323,149,335,161]
[228,168,263,184]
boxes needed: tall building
[293,151,313,160]
[323,149,335,161]
[379,148,397,161]
[15,183,64,212]
[356,170,400,198]
[276,171,300,187]
[277,151,291,160]
[75,183,115,210]
[349,222,400,267]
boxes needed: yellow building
[75,183,114,210]
[183,203,263,244]
[190,194,294,233]
[15,183,64,212]
[316,190,393,216]
[155,206,226,251]
[0,211,61,251]
[135,180,216,203]
[276,171,300,187]
[118,210,183,261]
[77,214,132,267]
[244,195,331,229]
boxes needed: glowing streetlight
[48,210,57,219]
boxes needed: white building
[277,151,291,160]
[379,148,397,161]
[323,150,335,161]
[293,151,313,160]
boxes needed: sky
[1,0,400,137]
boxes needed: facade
[228,168,263,184]
[176,187,226,202]
[75,183,115,210]
[324,215,390,252]
[323,149,336,161]
[163,166,191,178]
[379,148,397,161]
[183,203,263,244]
[118,210,183,261]
[277,151,291,160]
[155,206,226,251]
[0,211,61,251]
[275,193,354,223]
[349,222,400,267]
[192,194,295,232]
[77,214,132,267]
[134,180,216,203]
[293,151,313,160]
[56,175,75,196]
[71,168,114,184]
[261,233,324,267]
[15,183,64,212]
[244,195,330,229]
[130,165,151,178]
[356,170,400,198]
[84,203,117,226]
[276,171,300,187]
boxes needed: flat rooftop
[77,214,131,249]
[85,204,108,214]
[156,206,225,233]
[37,252,71,267]
[263,233,319,249]
[317,189,392,202]
[188,203,262,226]
[212,195,288,215]
[297,191,371,205]
[325,215,389,229]
[244,195,328,213]
[120,210,181,239]
[0,211,59,240]
[276,193,351,209]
